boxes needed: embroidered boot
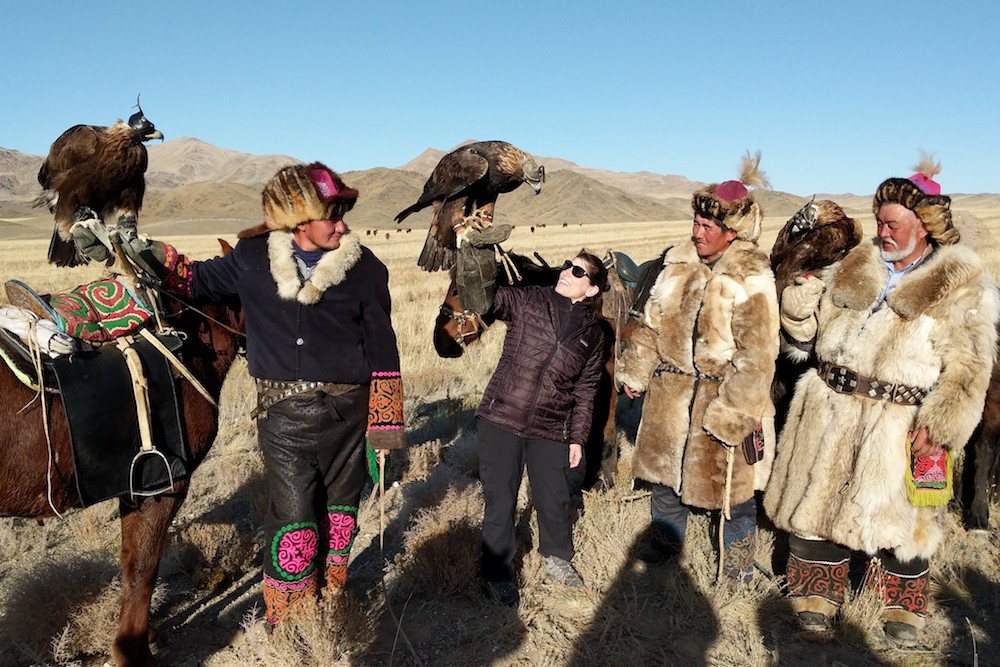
[262,573,318,627]
[865,554,929,647]
[722,515,756,582]
[319,505,359,597]
[786,536,850,630]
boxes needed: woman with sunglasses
[475,251,608,607]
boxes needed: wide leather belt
[253,378,360,419]
[655,362,722,383]
[818,361,927,406]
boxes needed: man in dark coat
[76,162,406,626]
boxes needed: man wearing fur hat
[764,158,999,645]
[616,152,779,581]
[77,163,406,626]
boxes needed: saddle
[2,279,189,504]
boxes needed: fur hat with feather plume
[873,152,958,246]
[262,162,358,232]
[691,150,769,243]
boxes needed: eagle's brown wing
[395,146,489,224]
[37,125,107,266]
[771,203,863,297]
[405,146,492,272]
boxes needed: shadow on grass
[568,529,717,667]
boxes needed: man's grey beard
[880,233,919,263]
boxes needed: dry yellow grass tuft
[1,212,999,665]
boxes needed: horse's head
[434,277,487,358]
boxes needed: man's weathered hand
[909,426,943,457]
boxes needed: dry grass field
[1,213,999,666]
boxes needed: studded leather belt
[252,378,360,419]
[818,361,928,406]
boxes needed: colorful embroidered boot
[865,554,929,647]
[263,521,321,626]
[319,505,359,596]
[722,518,756,582]
[786,536,850,630]
[262,573,318,627]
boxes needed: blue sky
[4,1,998,195]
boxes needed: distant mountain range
[1,139,996,240]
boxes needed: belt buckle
[825,364,858,394]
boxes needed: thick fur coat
[764,240,1000,560]
[616,239,779,509]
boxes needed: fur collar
[664,239,769,279]
[267,231,362,304]
[831,240,986,319]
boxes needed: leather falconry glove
[118,234,169,279]
[69,209,114,264]
[781,275,824,320]
[780,275,824,341]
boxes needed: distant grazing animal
[35,98,164,267]
[0,241,242,667]
[394,141,544,272]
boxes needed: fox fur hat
[262,162,359,232]
[691,151,769,243]
[873,153,958,246]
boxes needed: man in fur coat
[616,153,779,581]
[764,162,999,645]
[78,163,406,626]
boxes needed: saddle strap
[138,327,217,408]
[117,338,154,453]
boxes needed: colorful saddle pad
[6,279,153,342]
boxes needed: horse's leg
[112,488,187,667]
[599,361,619,490]
[967,367,1000,531]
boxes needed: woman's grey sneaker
[543,556,584,588]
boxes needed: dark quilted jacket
[476,286,605,444]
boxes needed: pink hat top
[908,172,941,196]
[309,168,340,198]
[713,180,750,203]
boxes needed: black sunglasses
[560,260,589,280]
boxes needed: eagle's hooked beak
[145,130,165,142]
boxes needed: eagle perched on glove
[395,140,544,273]
[770,198,863,299]
[34,98,164,267]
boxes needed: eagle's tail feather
[417,234,454,272]
[47,231,83,267]
[395,201,425,225]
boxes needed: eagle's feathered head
[691,150,769,243]
[522,157,545,194]
[262,162,359,231]
[873,153,957,246]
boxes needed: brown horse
[433,250,648,489]
[0,243,244,667]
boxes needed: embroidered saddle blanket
[0,300,189,506]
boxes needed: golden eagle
[770,198,864,432]
[395,140,544,272]
[35,99,164,266]
[770,198,863,298]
